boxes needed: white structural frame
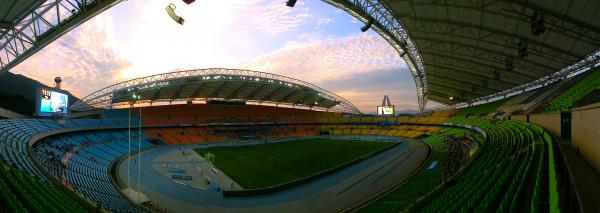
[0,0,122,75]
[70,68,362,114]
[322,0,429,111]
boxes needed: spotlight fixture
[494,70,501,80]
[286,0,297,7]
[165,4,184,25]
[518,39,528,58]
[531,11,546,36]
[361,18,374,32]
[505,58,513,71]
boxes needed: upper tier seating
[144,124,320,144]
[106,104,337,126]
[546,68,600,111]
[454,99,508,116]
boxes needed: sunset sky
[12,0,425,113]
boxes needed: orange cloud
[11,12,131,98]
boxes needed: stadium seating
[0,160,85,212]
[362,127,477,212]
[422,118,557,212]
[361,117,559,212]
[546,68,600,111]
[0,109,562,212]
[321,124,440,139]
[118,104,331,126]
[454,99,507,116]
[34,130,153,212]
[144,124,320,144]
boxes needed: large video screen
[377,106,394,115]
[37,87,69,115]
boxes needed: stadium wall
[571,103,600,173]
[510,114,527,122]
[529,112,562,139]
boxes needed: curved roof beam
[70,68,361,114]
[408,17,583,61]
[0,0,123,75]
[379,0,600,105]
[322,0,428,111]
[421,50,540,80]
[414,34,566,72]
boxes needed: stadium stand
[144,125,320,144]
[545,68,600,112]
[362,127,477,212]
[422,119,558,212]
[34,130,153,212]
[0,118,140,211]
[359,117,560,212]
[454,99,508,117]
[1,0,599,212]
[321,124,440,139]
[0,160,86,212]
[0,103,582,212]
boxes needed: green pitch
[195,138,393,189]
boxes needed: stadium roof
[70,68,361,114]
[0,0,122,76]
[325,0,600,109]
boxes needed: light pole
[131,93,142,204]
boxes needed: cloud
[318,68,419,113]
[317,17,334,28]
[11,12,131,98]
[237,32,406,85]
[7,0,422,112]
[247,0,312,37]
[235,32,416,112]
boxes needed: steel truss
[70,68,362,114]
[451,49,600,108]
[322,0,428,111]
[0,0,122,75]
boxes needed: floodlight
[531,11,546,36]
[286,0,297,7]
[166,4,185,25]
[518,39,528,58]
[505,58,513,71]
[361,18,374,32]
[182,0,195,4]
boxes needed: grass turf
[195,138,393,189]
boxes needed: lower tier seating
[362,127,478,212]
[0,160,85,212]
[320,124,440,138]
[361,118,559,212]
[33,130,154,212]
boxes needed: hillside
[0,72,79,116]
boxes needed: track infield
[194,138,394,189]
